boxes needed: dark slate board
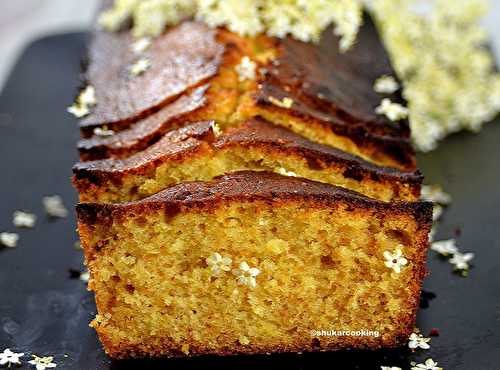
[0,30,499,370]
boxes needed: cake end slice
[76,171,432,359]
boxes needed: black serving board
[0,31,499,370]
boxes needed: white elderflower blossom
[276,167,297,177]
[449,251,474,271]
[131,37,152,54]
[93,127,115,137]
[67,85,96,118]
[129,58,151,76]
[374,75,399,94]
[411,358,442,370]
[269,96,294,109]
[13,211,36,228]
[372,0,500,151]
[0,348,24,366]
[421,185,451,205]
[233,261,260,288]
[206,252,232,276]
[100,0,362,51]
[383,248,408,273]
[0,232,19,248]
[43,195,68,218]
[431,239,458,256]
[408,332,431,350]
[28,355,57,370]
[375,98,408,121]
[235,56,257,82]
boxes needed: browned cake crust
[77,171,432,226]
[73,118,422,201]
[78,86,210,160]
[249,18,415,171]
[79,21,223,133]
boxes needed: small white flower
[67,85,96,118]
[80,271,90,283]
[28,354,57,370]
[411,358,442,370]
[276,167,297,177]
[375,98,408,121]
[0,232,19,248]
[449,251,474,271]
[206,252,232,276]
[67,104,90,118]
[383,248,408,273]
[269,96,294,109]
[93,127,115,137]
[408,332,431,350]
[380,367,402,370]
[421,185,452,205]
[374,75,399,94]
[43,195,68,218]
[0,348,24,366]
[233,261,260,288]
[235,56,257,81]
[130,58,151,76]
[431,239,458,256]
[78,86,96,107]
[13,211,36,228]
[131,37,151,54]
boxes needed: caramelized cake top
[80,22,223,130]
[74,118,421,189]
[76,171,432,225]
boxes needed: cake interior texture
[77,173,431,358]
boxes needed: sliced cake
[73,119,421,203]
[77,171,432,359]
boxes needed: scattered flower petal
[80,271,90,283]
[411,358,442,370]
[408,332,431,350]
[374,75,399,94]
[276,167,297,177]
[28,355,57,370]
[130,58,151,76]
[131,37,151,54]
[375,98,408,121]
[380,367,402,370]
[93,127,115,137]
[67,104,90,118]
[421,185,452,205]
[211,122,222,136]
[0,348,24,366]
[13,211,36,228]
[449,251,474,271]
[43,195,68,218]
[0,232,19,248]
[269,96,294,109]
[431,239,458,256]
[235,56,257,81]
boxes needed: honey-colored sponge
[77,171,432,359]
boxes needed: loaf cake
[77,171,432,358]
[72,2,432,360]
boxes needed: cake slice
[73,119,422,203]
[76,171,432,359]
